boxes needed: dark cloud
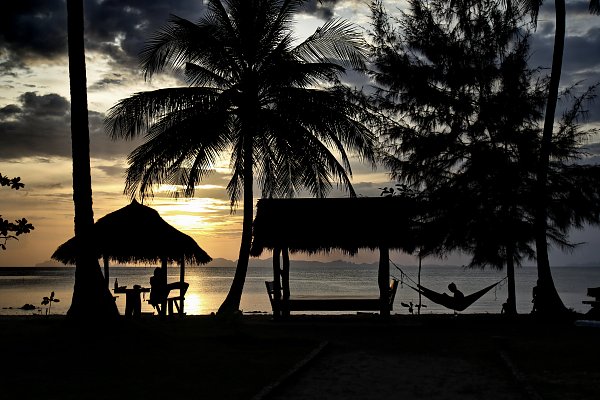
[300,0,339,20]
[567,0,599,15]
[562,28,600,72]
[83,0,206,70]
[20,91,70,116]
[88,73,126,91]
[0,104,21,120]
[528,18,600,122]
[0,1,356,77]
[0,0,206,75]
[0,1,68,74]
[584,142,600,155]
[0,91,139,161]
[0,92,70,159]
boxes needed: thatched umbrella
[250,197,420,317]
[52,200,212,286]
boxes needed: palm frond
[185,62,231,88]
[105,87,221,140]
[294,18,368,70]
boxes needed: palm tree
[512,0,599,315]
[105,0,376,315]
[66,0,118,318]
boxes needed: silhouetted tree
[1,173,34,250]
[513,0,600,315]
[369,0,547,314]
[371,0,600,315]
[106,0,376,315]
[66,0,118,318]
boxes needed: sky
[1,0,599,267]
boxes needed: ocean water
[0,263,598,316]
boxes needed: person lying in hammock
[413,280,501,312]
[446,282,464,301]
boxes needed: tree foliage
[106,0,377,314]
[370,0,542,262]
[1,173,34,250]
[369,0,600,314]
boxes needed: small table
[114,285,150,318]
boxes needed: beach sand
[1,314,598,400]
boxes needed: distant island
[30,258,600,269]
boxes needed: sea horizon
[1,262,598,317]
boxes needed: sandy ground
[268,346,527,400]
[1,314,598,400]
[259,314,597,400]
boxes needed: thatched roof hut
[250,197,420,318]
[52,200,211,265]
[52,200,211,290]
[250,197,419,256]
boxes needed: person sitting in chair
[149,267,167,312]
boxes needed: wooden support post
[379,246,390,319]
[180,257,185,284]
[272,248,282,319]
[282,247,290,317]
[161,257,168,275]
[180,257,185,315]
[103,256,110,287]
[160,257,168,316]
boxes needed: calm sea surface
[1,264,598,316]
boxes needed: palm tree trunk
[66,0,118,319]
[217,136,254,316]
[272,247,281,319]
[417,253,422,315]
[282,247,290,317]
[534,0,568,315]
[505,242,517,315]
[379,246,390,319]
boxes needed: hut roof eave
[250,197,420,256]
[51,200,212,265]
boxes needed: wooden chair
[151,281,189,317]
[583,287,600,318]
[167,281,189,317]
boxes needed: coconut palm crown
[105,0,376,314]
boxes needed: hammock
[407,280,503,312]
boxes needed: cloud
[0,91,139,161]
[0,1,68,74]
[88,74,126,90]
[0,0,207,75]
[300,0,339,19]
[584,142,600,155]
[0,1,363,76]
[95,164,126,178]
[528,19,600,123]
[0,104,21,119]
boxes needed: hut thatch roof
[250,197,420,256]
[52,200,212,265]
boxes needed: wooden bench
[265,279,399,315]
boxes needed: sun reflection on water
[182,292,221,315]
